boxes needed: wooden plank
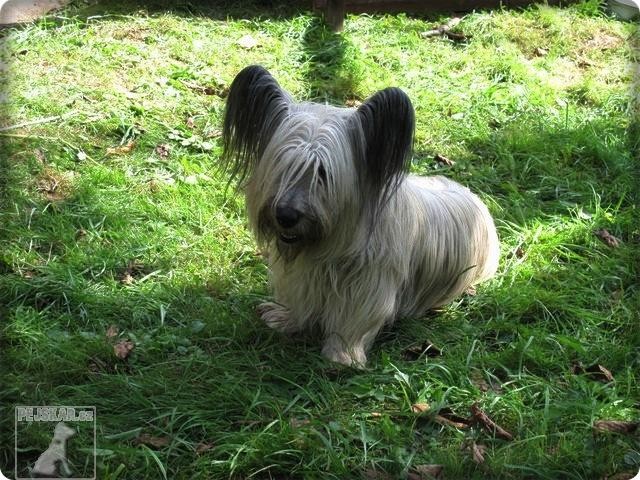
[315,0,573,31]
[326,0,346,30]
[341,0,568,12]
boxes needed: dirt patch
[0,0,68,25]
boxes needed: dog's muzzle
[258,201,324,250]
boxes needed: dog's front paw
[257,302,298,333]
[321,336,367,368]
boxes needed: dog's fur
[32,421,75,477]
[222,65,500,366]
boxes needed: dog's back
[395,175,499,316]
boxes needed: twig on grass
[0,112,105,132]
[421,17,469,42]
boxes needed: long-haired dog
[222,65,500,367]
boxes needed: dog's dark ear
[222,65,290,185]
[352,87,414,208]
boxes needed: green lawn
[1,0,638,478]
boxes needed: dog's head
[222,65,415,258]
[53,422,75,441]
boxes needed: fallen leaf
[465,285,477,296]
[434,153,455,166]
[120,272,135,285]
[465,441,487,464]
[407,464,443,479]
[534,47,548,56]
[290,418,311,428]
[237,34,259,49]
[134,433,170,449]
[514,246,525,258]
[403,340,442,360]
[155,144,170,158]
[114,340,135,359]
[75,228,87,240]
[195,442,215,454]
[21,269,36,279]
[205,128,222,138]
[585,364,615,383]
[186,116,196,129]
[106,140,135,156]
[370,412,382,418]
[470,403,514,440]
[593,420,639,434]
[411,402,431,414]
[106,325,119,339]
[594,229,620,248]
[345,98,363,108]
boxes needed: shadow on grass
[299,16,360,103]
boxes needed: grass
[0,0,638,478]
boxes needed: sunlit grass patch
[0,1,638,478]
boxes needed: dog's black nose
[275,205,301,228]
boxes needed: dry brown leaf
[370,412,382,418]
[407,464,444,479]
[155,143,170,158]
[290,418,311,428]
[411,402,431,415]
[114,340,135,359]
[195,442,215,454]
[470,403,514,440]
[106,140,135,156]
[585,364,615,383]
[468,441,488,464]
[135,433,170,449]
[434,153,455,166]
[594,229,620,248]
[120,272,135,285]
[106,325,119,340]
[186,116,196,129]
[593,420,639,434]
[403,340,442,360]
[465,285,477,296]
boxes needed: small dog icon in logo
[32,421,75,477]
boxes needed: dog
[222,65,500,367]
[32,421,75,477]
